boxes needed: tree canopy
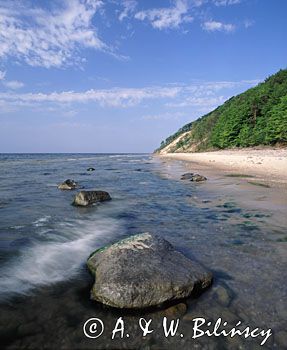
[156,69,287,153]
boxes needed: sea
[0,153,286,349]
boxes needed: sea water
[0,153,286,349]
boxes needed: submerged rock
[87,167,95,171]
[57,179,77,190]
[181,173,194,180]
[87,233,212,309]
[213,285,231,307]
[73,190,111,206]
[190,174,207,182]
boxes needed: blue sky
[0,0,286,153]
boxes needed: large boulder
[57,179,77,190]
[73,190,111,206]
[87,233,212,309]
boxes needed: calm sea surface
[0,153,286,349]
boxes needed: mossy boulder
[87,233,212,309]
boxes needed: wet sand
[156,154,287,234]
[159,148,287,188]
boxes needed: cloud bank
[0,80,259,111]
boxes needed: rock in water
[87,233,213,308]
[181,173,194,180]
[190,174,207,182]
[73,190,111,206]
[87,167,95,171]
[57,179,77,190]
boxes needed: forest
[156,69,287,153]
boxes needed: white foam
[0,217,121,299]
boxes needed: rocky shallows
[73,190,111,206]
[87,233,213,309]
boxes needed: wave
[0,216,122,300]
[32,215,51,227]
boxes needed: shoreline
[158,148,287,189]
[154,148,287,243]
[1,153,287,349]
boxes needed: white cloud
[119,0,137,21]
[166,79,259,107]
[0,85,181,108]
[192,0,206,6]
[0,0,121,68]
[212,0,241,5]
[134,0,193,30]
[244,19,254,28]
[0,70,6,80]
[167,95,226,108]
[0,70,24,90]
[133,1,241,32]
[0,79,260,113]
[3,80,24,90]
[202,20,235,32]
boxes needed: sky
[0,0,286,153]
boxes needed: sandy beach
[159,148,287,188]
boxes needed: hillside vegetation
[156,69,287,153]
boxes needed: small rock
[73,190,111,206]
[213,285,231,306]
[57,179,77,190]
[87,233,213,308]
[190,174,207,182]
[87,167,95,171]
[181,173,194,180]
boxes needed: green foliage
[265,95,287,143]
[156,69,287,152]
